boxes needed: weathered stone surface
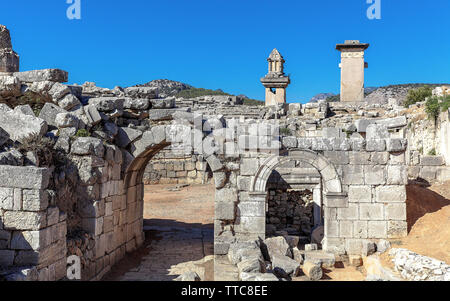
[39,103,67,127]
[89,97,124,112]
[366,124,389,140]
[48,82,70,101]
[150,97,176,109]
[123,98,150,110]
[262,236,292,261]
[84,104,102,126]
[71,137,105,157]
[13,69,68,83]
[0,250,15,267]
[58,94,81,110]
[55,112,79,128]
[420,156,444,166]
[304,252,336,268]
[206,155,223,172]
[386,139,407,152]
[13,104,34,116]
[0,110,47,141]
[239,272,279,281]
[174,271,201,281]
[0,126,9,146]
[272,255,301,278]
[228,241,262,265]
[3,211,47,230]
[22,189,49,211]
[237,257,266,274]
[0,166,51,189]
[116,127,143,148]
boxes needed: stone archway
[245,149,346,245]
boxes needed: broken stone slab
[362,240,377,257]
[376,116,407,129]
[302,261,323,281]
[13,69,68,83]
[262,236,292,261]
[304,251,336,268]
[0,110,48,141]
[70,137,105,157]
[227,241,262,265]
[148,107,191,121]
[58,94,81,111]
[13,104,35,117]
[130,130,154,157]
[55,113,79,128]
[123,98,150,110]
[311,226,324,245]
[271,254,301,279]
[116,127,143,148]
[88,97,124,112]
[39,103,67,127]
[0,75,21,97]
[237,257,266,274]
[84,104,102,126]
[174,271,201,281]
[48,82,71,101]
[124,86,158,99]
[150,97,176,109]
[376,239,391,254]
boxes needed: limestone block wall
[142,149,211,185]
[214,134,409,257]
[0,166,67,281]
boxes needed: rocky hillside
[313,84,448,104]
[133,79,192,98]
[133,79,263,105]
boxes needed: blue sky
[1,0,449,103]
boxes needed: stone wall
[142,149,211,185]
[0,166,66,281]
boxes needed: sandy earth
[390,182,450,264]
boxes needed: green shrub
[428,148,437,156]
[243,98,264,106]
[17,134,56,167]
[425,95,450,120]
[175,88,230,99]
[75,129,90,137]
[425,96,440,120]
[404,86,433,107]
[280,128,292,136]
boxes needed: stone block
[22,189,49,211]
[366,124,389,140]
[237,202,264,217]
[339,221,353,238]
[375,186,406,203]
[240,158,259,176]
[345,239,363,255]
[364,165,386,185]
[0,110,48,142]
[387,165,408,185]
[342,165,364,185]
[324,220,339,238]
[420,156,444,166]
[215,202,235,220]
[371,152,390,165]
[71,137,105,157]
[13,69,68,83]
[116,127,143,148]
[3,211,47,230]
[349,152,370,165]
[368,221,387,239]
[348,185,371,203]
[366,139,386,152]
[387,221,407,238]
[353,221,368,239]
[359,204,384,221]
[323,151,349,165]
[206,155,223,172]
[282,136,298,148]
[386,139,407,152]
[385,203,406,221]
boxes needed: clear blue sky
[1,0,449,103]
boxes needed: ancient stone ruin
[0,24,449,281]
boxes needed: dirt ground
[103,184,215,281]
[390,181,450,264]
